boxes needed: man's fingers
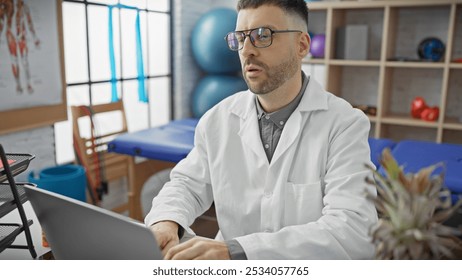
[164,237,230,260]
[165,239,194,259]
[162,239,179,257]
[149,221,180,256]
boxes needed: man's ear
[298,32,311,58]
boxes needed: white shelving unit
[304,0,462,144]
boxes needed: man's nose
[240,36,258,57]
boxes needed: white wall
[0,126,56,181]
[0,0,238,174]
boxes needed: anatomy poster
[0,0,62,111]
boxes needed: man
[145,0,378,260]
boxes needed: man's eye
[257,34,270,41]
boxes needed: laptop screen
[24,185,162,260]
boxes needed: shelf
[443,121,462,130]
[305,0,462,144]
[446,69,462,125]
[381,123,438,142]
[304,59,381,67]
[330,60,380,67]
[385,61,446,68]
[0,220,33,254]
[302,58,326,64]
[329,65,380,107]
[382,67,443,119]
[368,116,378,123]
[307,0,462,10]
[0,224,22,252]
[442,129,462,144]
[0,154,35,183]
[381,115,439,128]
[0,144,37,258]
[0,183,31,218]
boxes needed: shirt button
[265,115,270,120]
[264,144,269,149]
[264,191,272,198]
[280,121,284,125]
[264,229,272,233]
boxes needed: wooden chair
[71,101,132,215]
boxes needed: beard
[243,51,299,95]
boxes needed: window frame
[56,0,173,164]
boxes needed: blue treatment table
[368,138,396,168]
[106,118,199,220]
[108,118,199,163]
[384,140,462,195]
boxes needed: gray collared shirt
[226,72,310,260]
[256,72,309,163]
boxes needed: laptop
[23,185,163,260]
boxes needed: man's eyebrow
[235,25,278,32]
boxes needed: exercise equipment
[417,37,445,62]
[108,118,199,163]
[191,8,241,74]
[310,34,326,58]
[410,96,439,122]
[192,75,248,118]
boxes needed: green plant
[366,148,462,259]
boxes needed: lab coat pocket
[284,182,323,226]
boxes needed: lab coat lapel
[270,77,328,165]
[270,111,303,164]
[230,91,267,161]
[239,112,266,159]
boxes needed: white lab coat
[145,77,378,259]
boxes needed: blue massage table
[368,138,396,168]
[109,123,401,168]
[106,118,199,220]
[383,140,462,200]
[108,118,199,163]
[109,120,462,211]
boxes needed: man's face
[236,5,301,95]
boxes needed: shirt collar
[255,72,309,129]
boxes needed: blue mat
[383,140,462,194]
[108,118,198,163]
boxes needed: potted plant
[366,148,462,259]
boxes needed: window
[55,0,172,164]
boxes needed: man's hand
[165,237,231,260]
[149,221,180,257]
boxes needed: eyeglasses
[224,27,302,51]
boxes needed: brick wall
[0,126,56,181]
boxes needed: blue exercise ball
[192,75,248,118]
[191,8,241,74]
[417,37,445,62]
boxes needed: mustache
[243,58,267,70]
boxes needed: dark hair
[237,0,309,30]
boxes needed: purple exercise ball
[310,34,326,58]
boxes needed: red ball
[410,97,428,119]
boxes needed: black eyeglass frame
[224,27,303,51]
